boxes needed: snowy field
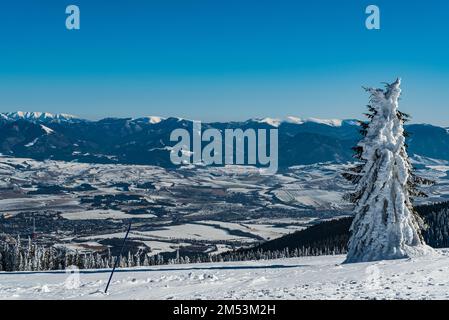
[1,250,449,300]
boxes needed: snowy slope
[1,250,449,300]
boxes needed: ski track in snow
[2,250,449,300]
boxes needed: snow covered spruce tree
[343,78,433,263]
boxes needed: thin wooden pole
[105,222,132,294]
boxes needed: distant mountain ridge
[0,111,81,123]
[0,111,354,127]
[1,111,449,168]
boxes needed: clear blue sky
[0,0,448,124]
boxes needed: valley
[1,156,449,258]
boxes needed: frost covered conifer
[344,78,433,263]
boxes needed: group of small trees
[0,237,60,272]
[0,236,167,272]
[213,245,346,263]
[0,235,348,272]
[422,208,449,248]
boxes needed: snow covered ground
[2,250,449,300]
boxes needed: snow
[427,165,449,173]
[411,155,449,166]
[61,209,156,220]
[284,116,303,124]
[198,220,304,241]
[284,116,344,126]
[77,223,255,243]
[24,138,39,147]
[1,250,449,300]
[54,241,105,253]
[254,117,345,127]
[135,116,165,124]
[140,241,190,256]
[40,125,54,134]
[0,196,79,215]
[273,189,344,209]
[253,118,282,127]
[139,224,250,241]
[304,117,343,127]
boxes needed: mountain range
[1,111,448,168]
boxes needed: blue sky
[0,0,448,124]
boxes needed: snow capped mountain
[145,116,165,124]
[0,111,81,123]
[305,117,343,127]
[2,111,354,128]
[284,116,303,124]
[253,116,350,127]
[133,116,166,124]
[288,117,361,127]
[253,117,283,127]
[1,111,449,168]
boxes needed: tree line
[0,235,346,272]
[1,200,449,272]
